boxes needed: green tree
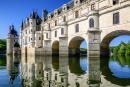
[128,40,130,45]
[125,42,130,55]
[113,46,120,55]
[118,44,126,55]
[14,42,20,47]
[0,39,6,51]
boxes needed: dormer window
[62,4,67,12]
[113,0,119,5]
[91,4,95,10]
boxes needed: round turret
[6,25,19,54]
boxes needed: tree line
[0,39,6,51]
[109,40,130,55]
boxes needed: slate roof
[44,0,87,22]
[8,25,18,36]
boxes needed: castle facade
[20,0,130,57]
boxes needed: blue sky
[0,0,129,48]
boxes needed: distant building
[6,25,18,54]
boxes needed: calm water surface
[0,55,130,87]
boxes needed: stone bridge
[20,0,130,57]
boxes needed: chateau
[20,0,130,57]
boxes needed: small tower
[6,25,19,54]
[20,21,23,47]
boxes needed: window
[29,37,30,42]
[75,11,79,18]
[31,38,32,40]
[31,22,32,24]
[39,37,41,40]
[91,4,95,10]
[31,29,32,32]
[113,12,119,24]
[64,16,66,22]
[61,28,64,35]
[113,0,119,5]
[90,19,94,28]
[55,20,57,26]
[42,35,44,40]
[49,23,50,28]
[76,24,79,32]
[55,31,57,37]
[46,33,48,39]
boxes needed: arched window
[61,28,64,35]
[76,24,79,32]
[90,19,94,28]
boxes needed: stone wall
[13,47,21,55]
[27,47,44,56]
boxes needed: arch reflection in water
[6,55,20,84]
[100,56,130,87]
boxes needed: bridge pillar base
[87,58,101,86]
[44,40,52,56]
[88,30,101,58]
[59,37,68,56]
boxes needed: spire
[31,9,35,19]
[21,20,23,27]
[9,26,11,34]
[12,24,14,30]
[33,8,34,12]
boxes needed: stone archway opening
[100,30,130,57]
[52,41,59,56]
[69,36,87,56]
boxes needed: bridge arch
[52,40,59,56]
[68,36,87,56]
[100,30,130,57]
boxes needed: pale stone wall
[13,47,21,55]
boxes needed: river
[0,55,130,87]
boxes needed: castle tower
[20,21,23,47]
[6,25,19,54]
[29,11,36,47]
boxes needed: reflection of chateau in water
[6,55,21,84]
[20,55,90,87]
[19,55,130,87]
